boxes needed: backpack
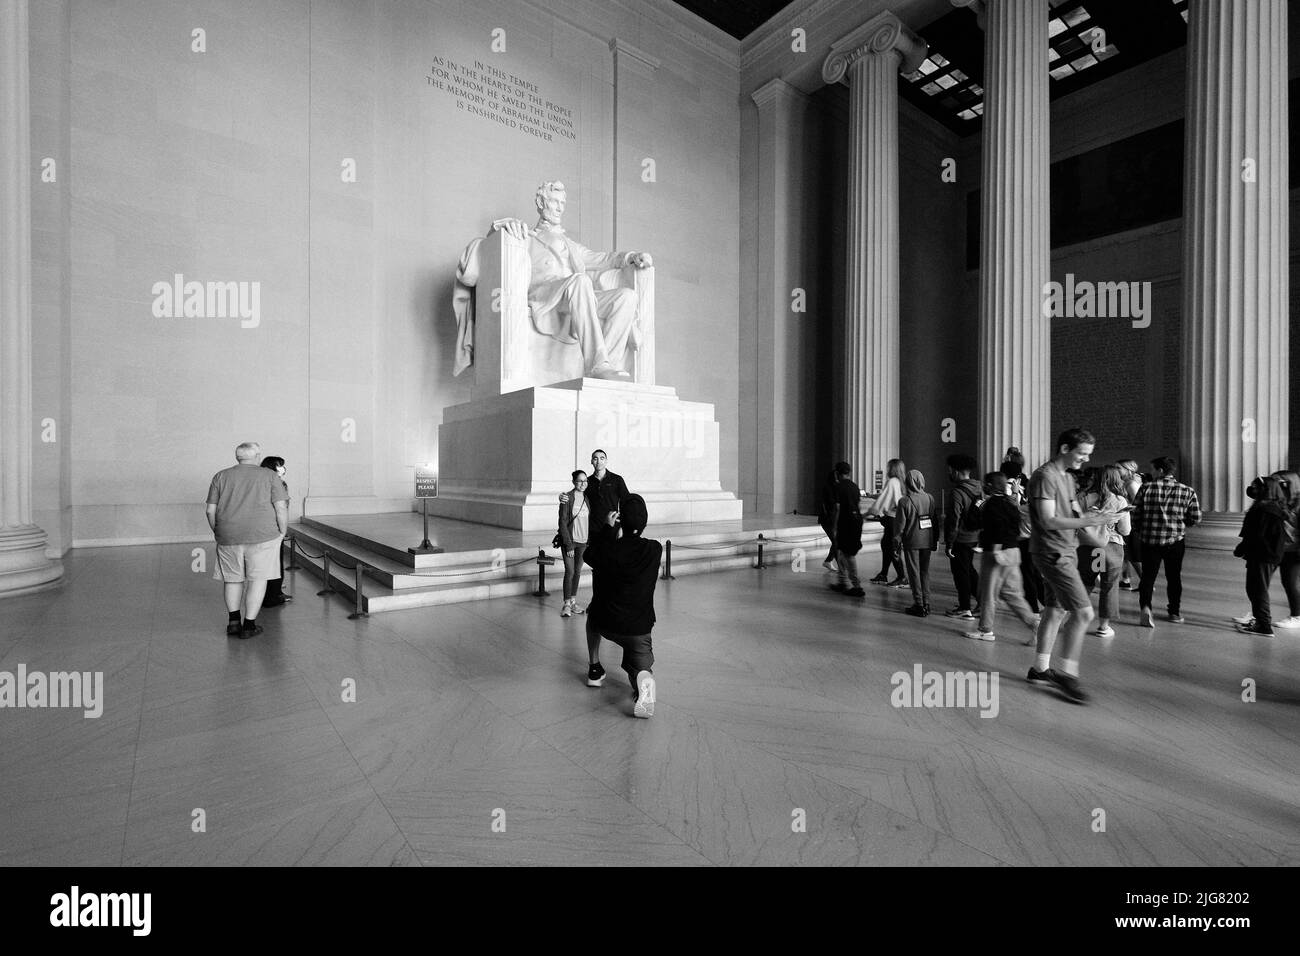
[958,487,984,533]
[1077,492,1114,550]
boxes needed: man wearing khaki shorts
[206,442,289,638]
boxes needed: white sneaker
[1274,616,1300,629]
[822,559,837,571]
[1231,612,1255,625]
[1139,607,1155,628]
[633,670,656,718]
[1094,624,1115,638]
[560,600,572,618]
[571,601,585,614]
[964,629,995,642]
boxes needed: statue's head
[535,180,567,225]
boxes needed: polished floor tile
[1,541,1297,865]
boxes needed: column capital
[821,11,927,86]
[609,38,660,74]
[750,76,809,109]
[950,0,987,31]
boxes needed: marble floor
[1,541,1297,866]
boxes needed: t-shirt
[206,464,288,545]
[1028,462,1079,555]
[570,497,589,545]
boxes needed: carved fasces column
[1181,0,1289,513]
[0,0,62,596]
[970,0,1051,472]
[823,13,926,486]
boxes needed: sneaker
[845,587,866,597]
[1093,624,1116,637]
[1026,666,1056,685]
[633,670,656,718]
[1274,616,1300,629]
[586,662,606,687]
[1231,612,1256,626]
[1119,579,1134,590]
[1167,611,1184,624]
[964,629,995,642]
[887,577,908,589]
[945,607,974,620]
[822,560,837,571]
[572,602,585,614]
[904,604,927,617]
[560,600,572,618]
[922,604,932,617]
[226,621,243,637]
[240,624,263,639]
[1050,671,1089,703]
[1235,622,1275,637]
[1139,607,1155,628]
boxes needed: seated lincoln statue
[453,180,656,387]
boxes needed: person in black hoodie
[1233,475,1290,637]
[583,494,663,717]
[943,454,983,620]
[966,472,1039,643]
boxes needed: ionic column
[966,0,1051,472]
[1181,0,1289,514]
[0,0,62,596]
[822,13,926,485]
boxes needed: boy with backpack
[1233,475,1291,638]
[965,472,1040,643]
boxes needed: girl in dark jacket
[1233,475,1289,637]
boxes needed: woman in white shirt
[1077,464,1132,637]
[558,470,590,617]
[866,458,908,587]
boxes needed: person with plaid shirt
[1132,456,1202,628]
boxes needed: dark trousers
[903,548,931,608]
[1245,560,1279,631]
[1018,539,1041,612]
[1281,552,1300,617]
[876,516,906,579]
[1138,538,1186,615]
[586,617,653,685]
[820,519,837,564]
[949,543,979,610]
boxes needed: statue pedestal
[427,378,743,531]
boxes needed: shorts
[1031,550,1092,611]
[213,538,282,583]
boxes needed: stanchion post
[533,548,553,596]
[348,563,368,619]
[662,539,675,580]
[286,536,300,570]
[317,551,338,596]
[754,533,767,569]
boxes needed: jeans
[1138,538,1186,615]
[562,543,587,600]
[876,516,905,580]
[1245,559,1279,631]
[903,549,931,607]
[1078,541,1124,621]
[949,543,979,610]
[976,550,1037,632]
[837,550,861,589]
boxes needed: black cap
[620,494,648,536]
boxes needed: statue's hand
[628,252,653,269]
[492,218,531,241]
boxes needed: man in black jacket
[583,494,663,718]
[561,449,630,545]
